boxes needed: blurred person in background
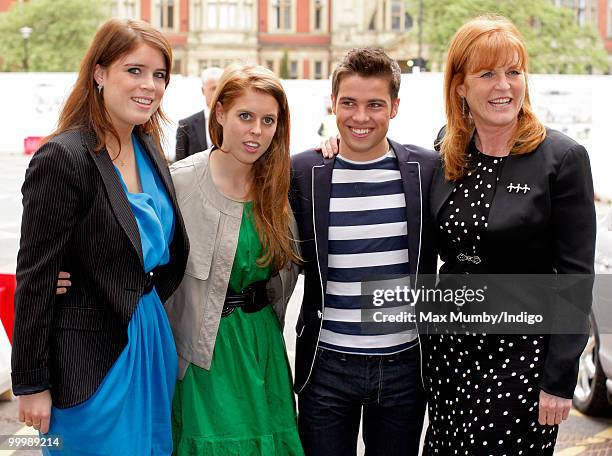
[175,66,223,161]
[11,18,189,455]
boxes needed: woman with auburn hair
[167,64,304,455]
[11,18,188,454]
[423,15,595,454]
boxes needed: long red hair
[45,18,172,153]
[209,64,300,271]
[440,15,546,181]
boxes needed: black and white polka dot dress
[423,149,558,455]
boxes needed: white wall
[1,72,610,197]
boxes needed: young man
[174,66,222,161]
[290,48,438,455]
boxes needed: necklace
[108,146,133,168]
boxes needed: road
[0,152,610,454]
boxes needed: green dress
[172,202,304,455]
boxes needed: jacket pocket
[53,306,119,332]
[182,203,220,281]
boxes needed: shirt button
[317,310,322,319]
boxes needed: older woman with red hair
[424,15,595,454]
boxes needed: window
[111,0,138,18]
[172,59,182,74]
[124,0,137,18]
[241,0,254,30]
[404,12,413,30]
[153,0,176,30]
[368,9,377,31]
[266,60,275,71]
[391,0,402,31]
[314,61,323,79]
[289,60,298,79]
[313,0,324,31]
[271,0,293,31]
[206,0,252,30]
[193,0,203,29]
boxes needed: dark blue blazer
[289,139,439,393]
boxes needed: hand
[18,390,52,434]
[56,271,71,295]
[538,390,571,426]
[317,134,340,159]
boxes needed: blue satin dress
[44,136,177,455]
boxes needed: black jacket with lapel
[175,110,208,161]
[11,128,189,408]
[289,140,438,393]
[430,128,596,398]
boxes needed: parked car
[573,207,612,415]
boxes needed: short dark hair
[331,48,401,101]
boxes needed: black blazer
[175,110,208,161]
[11,128,189,408]
[289,140,439,393]
[430,128,596,398]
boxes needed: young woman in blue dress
[11,18,189,455]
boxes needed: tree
[405,0,608,74]
[0,0,107,72]
[279,49,290,79]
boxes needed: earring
[97,83,103,94]
[461,97,467,117]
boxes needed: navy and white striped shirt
[320,150,418,355]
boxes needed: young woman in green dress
[166,64,304,455]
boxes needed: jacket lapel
[391,141,422,277]
[136,131,180,213]
[430,162,456,223]
[195,111,208,149]
[82,130,144,268]
[312,158,334,291]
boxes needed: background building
[258,0,331,79]
[4,0,612,76]
[331,0,421,72]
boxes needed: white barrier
[1,72,611,197]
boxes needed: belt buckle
[221,305,236,317]
[457,253,481,264]
[241,285,258,313]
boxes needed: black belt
[221,279,269,317]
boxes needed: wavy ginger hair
[45,19,172,154]
[209,64,300,271]
[440,15,546,181]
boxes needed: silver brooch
[457,253,481,264]
[506,183,531,194]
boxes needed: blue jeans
[298,346,426,456]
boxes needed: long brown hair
[209,64,300,271]
[440,15,546,181]
[46,18,172,153]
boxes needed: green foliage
[279,49,290,79]
[405,0,608,74]
[0,0,107,72]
